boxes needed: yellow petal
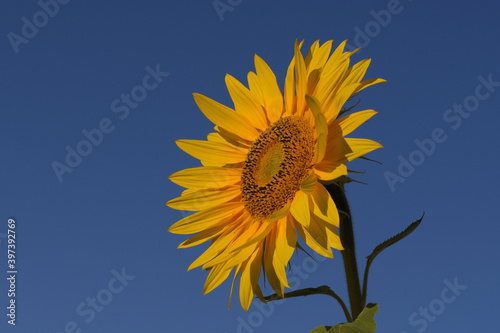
[314,58,350,106]
[323,220,343,250]
[353,78,386,94]
[333,39,348,53]
[207,132,229,144]
[247,71,264,107]
[223,242,260,269]
[240,246,264,310]
[188,215,245,270]
[294,40,307,116]
[206,239,260,269]
[225,74,268,130]
[284,55,296,116]
[315,41,352,103]
[313,133,327,165]
[176,139,247,164]
[178,224,227,248]
[304,40,319,68]
[215,126,254,147]
[250,254,266,303]
[335,109,377,137]
[295,214,333,258]
[264,229,288,296]
[322,40,348,75]
[231,219,274,253]
[307,68,321,100]
[314,163,348,182]
[208,131,251,150]
[272,255,289,292]
[201,223,258,271]
[307,40,332,73]
[300,170,317,195]
[310,183,339,227]
[228,263,243,310]
[344,138,383,162]
[169,202,243,234]
[323,132,352,163]
[238,259,253,311]
[169,166,242,189]
[340,59,371,89]
[167,186,241,211]
[306,95,328,164]
[204,264,233,294]
[268,201,292,222]
[193,93,259,141]
[307,41,333,94]
[306,94,328,136]
[254,55,283,122]
[274,217,297,267]
[323,83,362,124]
[227,220,270,252]
[290,191,310,228]
[312,213,339,253]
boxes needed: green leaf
[361,214,424,305]
[315,303,378,333]
[310,326,332,333]
[367,215,424,261]
[310,304,378,333]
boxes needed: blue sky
[1,0,499,332]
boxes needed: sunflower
[167,40,384,310]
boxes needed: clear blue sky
[1,0,499,332]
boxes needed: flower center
[241,116,315,221]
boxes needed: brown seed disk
[241,116,315,220]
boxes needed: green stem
[263,286,352,322]
[325,183,363,321]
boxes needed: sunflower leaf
[361,214,424,305]
[310,326,332,333]
[310,303,378,333]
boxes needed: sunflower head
[167,40,384,310]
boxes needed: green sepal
[295,242,318,263]
[310,303,379,333]
[357,156,382,165]
[318,175,365,187]
[337,96,361,118]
